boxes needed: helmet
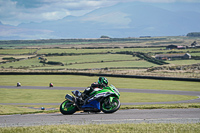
[98,77,108,86]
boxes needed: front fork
[104,96,115,105]
[109,97,114,104]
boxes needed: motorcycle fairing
[88,91,115,103]
[81,100,100,110]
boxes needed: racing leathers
[82,82,107,99]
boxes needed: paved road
[1,86,200,127]
[0,108,200,127]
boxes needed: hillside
[0,2,200,40]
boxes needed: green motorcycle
[60,85,120,115]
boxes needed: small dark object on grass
[17,82,21,87]
[49,83,53,87]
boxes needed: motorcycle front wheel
[60,100,77,115]
[101,97,120,113]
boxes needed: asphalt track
[0,86,200,127]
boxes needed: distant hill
[0,2,200,40]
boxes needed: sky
[0,0,200,26]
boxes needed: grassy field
[0,88,196,115]
[45,54,138,64]
[166,60,200,65]
[0,55,36,62]
[1,37,200,131]
[0,58,42,68]
[0,88,196,104]
[1,38,200,79]
[0,75,199,115]
[0,75,200,91]
[32,60,157,70]
[0,49,36,55]
[1,123,200,133]
[0,104,40,115]
[37,47,164,54]
[1,37,200,116]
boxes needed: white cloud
[0,0,199,26]
[121,0,200,2]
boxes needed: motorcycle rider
[82,77,108,100]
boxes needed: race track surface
[0,86,200,127]
[0,109,200,127]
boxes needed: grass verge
[120,103,200,110]
[0,104,59,115]
[0,75,200,91]
[1,123,200,133]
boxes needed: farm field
[37,47,164,54]
[0,58,42,68]
[165,60,200,65]
[1,47,200,78]
[0,36,200,79]
[44,54,139,64]
[31,60,157,70]
[0,49,37,55]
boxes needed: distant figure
[49,83,53,87]
[17,82,21,87]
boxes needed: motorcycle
[60,85,120,115]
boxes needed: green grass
[37,47,163,54]
[0,88,71,103]
[0,55,35,62]
[0,88,196,104]
[0,86,198,115]
[1,47,200,71]
[65,60,156,69]
[166,59,200,65]
[0,104,59,115]
[0,104,40,115]
[1,123,200,133]
[191,53,200,56]
[45,54,138,64]
[120,103,200,110]
[37,48,118,54]
[0,58,42,68]
[0,49,36,55]
[32,60,157,70]
[0,75,200,91]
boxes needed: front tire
[60,100,77,115]
[101,97,120,113]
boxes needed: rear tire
[101,97,120,113]
[60,100,77,115]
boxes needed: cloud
[0,0,199,26]
[122,0,200,2]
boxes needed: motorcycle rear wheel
[60,100,77,115]
[101,97,120,113]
